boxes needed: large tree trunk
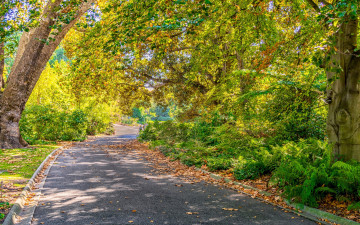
[326,15,360,161]
[0,42,5,89]
[0,0,94,148]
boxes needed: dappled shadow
[31,126,316,225]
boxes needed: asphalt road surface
[31,125,317,225]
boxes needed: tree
[0,0,95,148]
[68,0,280,119]
[301,0,360,161]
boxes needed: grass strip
[0,145,59,223]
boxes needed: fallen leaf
[186,212,199,215]
[222,208,238,211]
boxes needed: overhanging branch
[306,0,320,12]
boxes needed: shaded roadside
[29,125,316,225]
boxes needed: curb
[2,145,67,225]
[194,167,359,225]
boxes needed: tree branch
[43,0,95,56]
[306,0,320,12]
[10,0,63,76]
[319,0,331,6]
[169,46,196,53]
[124,65,173,84]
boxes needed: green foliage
[0,202,9,220]
[331,161,360,197]
[348,202,360,211]
[20,105,87,143]
[207,157,233,171]
[131,105,173,124]
[20,104,114,143]
[271,140,360,208]
[139,120,193,143]
[139,119,360,209]
[234,159,267,180]
[84,104,113,135]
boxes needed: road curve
[30,125,317,225]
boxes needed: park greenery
[2,0,360,217]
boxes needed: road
[30,125,317,225]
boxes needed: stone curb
[2,145,67,225]
[194,167,359,225]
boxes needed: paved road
[31,125,316,225]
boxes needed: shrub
[207,157,233,171]
[20,105,88,143]
[20,104,113,143]
[234,158,267,180]
[271,139,360,207]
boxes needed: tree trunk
[0,42,5,89]
[326,15,360,161]
[0,0,94,148]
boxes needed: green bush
[138,119,360,210]
[234,158,267,180]
[85,105,113,135]
[20,105,87,143]
[20,104,114,143]
[207,157,233,171]
[271,139,360,208]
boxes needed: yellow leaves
[222,208,239,211]
[96,0,108,8]
[186,212,199,215]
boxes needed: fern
[348,202,360,211]
[315,187,336,195]
[331,161,360,196]
[300,171,318,207]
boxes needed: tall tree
[0,0,95,148]
[303,0,360,160]
[0,42,4,88]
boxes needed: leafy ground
[0,145,59,223]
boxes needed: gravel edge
[2,145,67,225]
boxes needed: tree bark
[0,42,4,89]
[326,15,360,161]
[0,0,94,148]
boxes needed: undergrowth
[20,104,114,144]
[138,120,360,210]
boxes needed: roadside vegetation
[2,0,360,223]
[0,145,58,223]
[139,117,360,220]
